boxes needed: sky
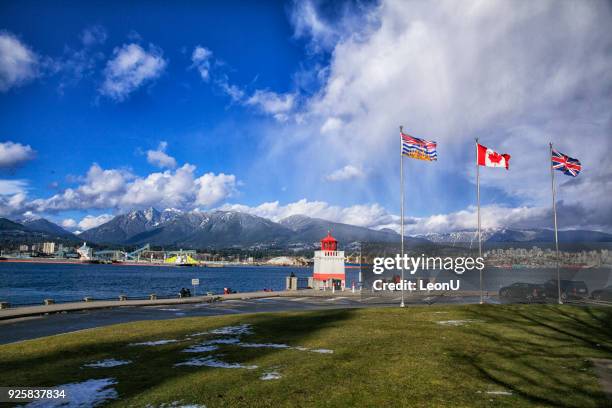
[0,0,611,234]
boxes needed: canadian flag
[477,143,510,169]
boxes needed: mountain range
[2,208,611,249]
[414,228,612,244]
[0,217,79,245]
[78,208,409,249]
[77,208,612,248]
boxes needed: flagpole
[550,142,562,304]
[358,243,362,291]
[400,125,405,308]
[476,138,483,304]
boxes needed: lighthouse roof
[321,232,337,243]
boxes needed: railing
[0,293,197,308]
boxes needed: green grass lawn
[1,305,611,407]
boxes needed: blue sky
[1,0,611,233]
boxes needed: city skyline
[1,0,611,235]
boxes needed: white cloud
[265,0,612,231]
[289,0,377,53]
[100,43,167,101]
[0,31,39,92]
[219,199,395,229]
[219,198,600,234]
[122,165,237,209]
[25,161,237,214]
[146,141,176,169]
[325,165,365,182]
[191,46,213,81]
[217,78,245,102]
[0,179,28,217]
[122,164,197,209]
[195,173,237,207]
[33,164,132,211]
[77,214,113,230]
[0,141,35,167]
[80,25,107,46]
[246,90,296,122]
[0,179,28,195]
[320,117,343,133]
[61,218,77,228]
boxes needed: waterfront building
[312,232,345,290]
[77,243,93,260]
[42,242,56,255]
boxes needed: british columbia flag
[552,149,581,177]
[401,131,437,161]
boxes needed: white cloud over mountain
[100,43,167,101]
[31,162,236,213]
[76,214,114,230]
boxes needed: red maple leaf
[487,151,503,164]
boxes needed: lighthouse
[312,232,345,290]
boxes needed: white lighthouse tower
[312,232,345,290]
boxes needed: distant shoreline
[0,258,313,268]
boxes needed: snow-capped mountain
[414,228,612,243]
[78,209,612,249]
[78,209,412,249]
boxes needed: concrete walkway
[0,289,364,320]
[0,291,497,345]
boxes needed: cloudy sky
[0,0,610,234]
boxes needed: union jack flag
[552,149,581,177]
[401,132,437,161]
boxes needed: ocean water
[0,263,363,306]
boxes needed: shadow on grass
[449,305,612,407]
[0,308,358,406]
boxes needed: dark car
[499,282,546,302]
[543,279,588,300]
[590,286,612,301]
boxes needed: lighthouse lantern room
[312,232,345,290]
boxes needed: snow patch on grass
[23,378,117,407]
[238,343,291,349]
[436,320,482,326]
[190,324,253,337]
[204,338,241,345]
[486,390,513,395]
[310,348,334,354]
[183,344,218,353]
[175,355,258,369]
[129,339,179,346]
[83,359,131,368]
[210,324,253,336]
[260,371,282,380]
